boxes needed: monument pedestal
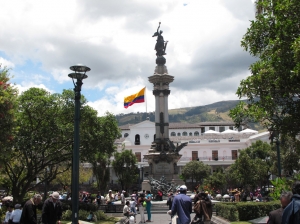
[144,152,184,185]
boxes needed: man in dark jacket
[282,181,300,224]
[20,194,42,224]
[267,191,292,224]
[42,192,63,224]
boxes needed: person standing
[130,194,137,223]
[4,204,13,224]
[20,194,42,224]
[138,193,146,223]
[169,185,192,224]
[267,191,292,224]
[10,204,22,224]
[282,181,300,224]
[96,191,101,206]
[121,190,126,205]
[42,191,62,224]
[145,190,152,222]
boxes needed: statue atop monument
[152,22,168,57]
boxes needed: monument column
[143,23,187,183]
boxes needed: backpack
[194,200,202,214]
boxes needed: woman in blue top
[145,190,152,222]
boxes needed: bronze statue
[152,22,168,57]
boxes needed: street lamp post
[270,130,281,178]
[68,65,90,224]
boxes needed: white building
[113,119,270,183]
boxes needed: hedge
[215,201,281,221]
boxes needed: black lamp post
[68,64,90,224]
[270,130,281,178]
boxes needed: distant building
[111,120,269,184]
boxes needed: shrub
[215,203,239,221]
[61,209,118,222]
[237,201,281,221]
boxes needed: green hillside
[115,100,264,131]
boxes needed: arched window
[135,134,140,145]
[183,132,187,136]
[171,132,176,136]
[194,131,199,136]
[177,132,181,136]
[189,132,193,136]
[124,133,129,138]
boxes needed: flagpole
[145,86,147,114]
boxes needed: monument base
[144,152,184,185]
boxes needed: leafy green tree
[181,160,210,187]
[0,88,107,203]
[230,0,300,136]
[0,65,17,149]
[203,168,226,193]
[112,147,138,191]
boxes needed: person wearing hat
[168,185,192,224]
[42,191,62,224]
[105,190,114,205]
[20,194,42,224]
[10,204,22,224]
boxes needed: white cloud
[0,57,15,68]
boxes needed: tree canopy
[230,0,300,136]
[0,66,17,149]
[112,147,138,191]
[0,87,119,203]
[180,160,210,185]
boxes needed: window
[194,131,199,136]
[229,126,234,130]
[154,134,156,141]
[192,151,198,161]
[171,132,176,136]
[134,134,140,145]
[135,152,141,162]
[219,127,225,132]
[183,132,187,136]
[189,132,193,136]
[124,133,129,138]
[212,150,218,160]
[209,127,215,131]
[238,126,243,131]
[177,132,181,136]
[232,150,238,160]
[201,127,205,134]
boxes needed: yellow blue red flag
[124,87,145,108]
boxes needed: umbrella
[240,128,258,134]
[2,196,13,202]
[204,130,220,134]
[248,216,269,224]
[221,129,239,134]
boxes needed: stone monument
[144,22,187,184]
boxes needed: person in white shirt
[121,190,126,205]
[10,204,22,224]
[130,194,137,223]
[123,201,134,218]
[4,204,13,224]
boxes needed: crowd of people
[2,192,62,224]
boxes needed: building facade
[112,119,270,184]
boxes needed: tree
[230,0,300,137]
[0,88,105,203]
[0,65,17,149]
[180,160,210,187]
[112,147,138,191]
[227,141,272,190]
[203,168,226,193]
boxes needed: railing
[179,156,237,162]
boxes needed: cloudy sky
[0,0,257,116]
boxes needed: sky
[0,0,257,116]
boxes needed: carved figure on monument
[147,176,179,197]
[167,139,188,153]
[152,22,168,57]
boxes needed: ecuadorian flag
[124,87,145,108]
